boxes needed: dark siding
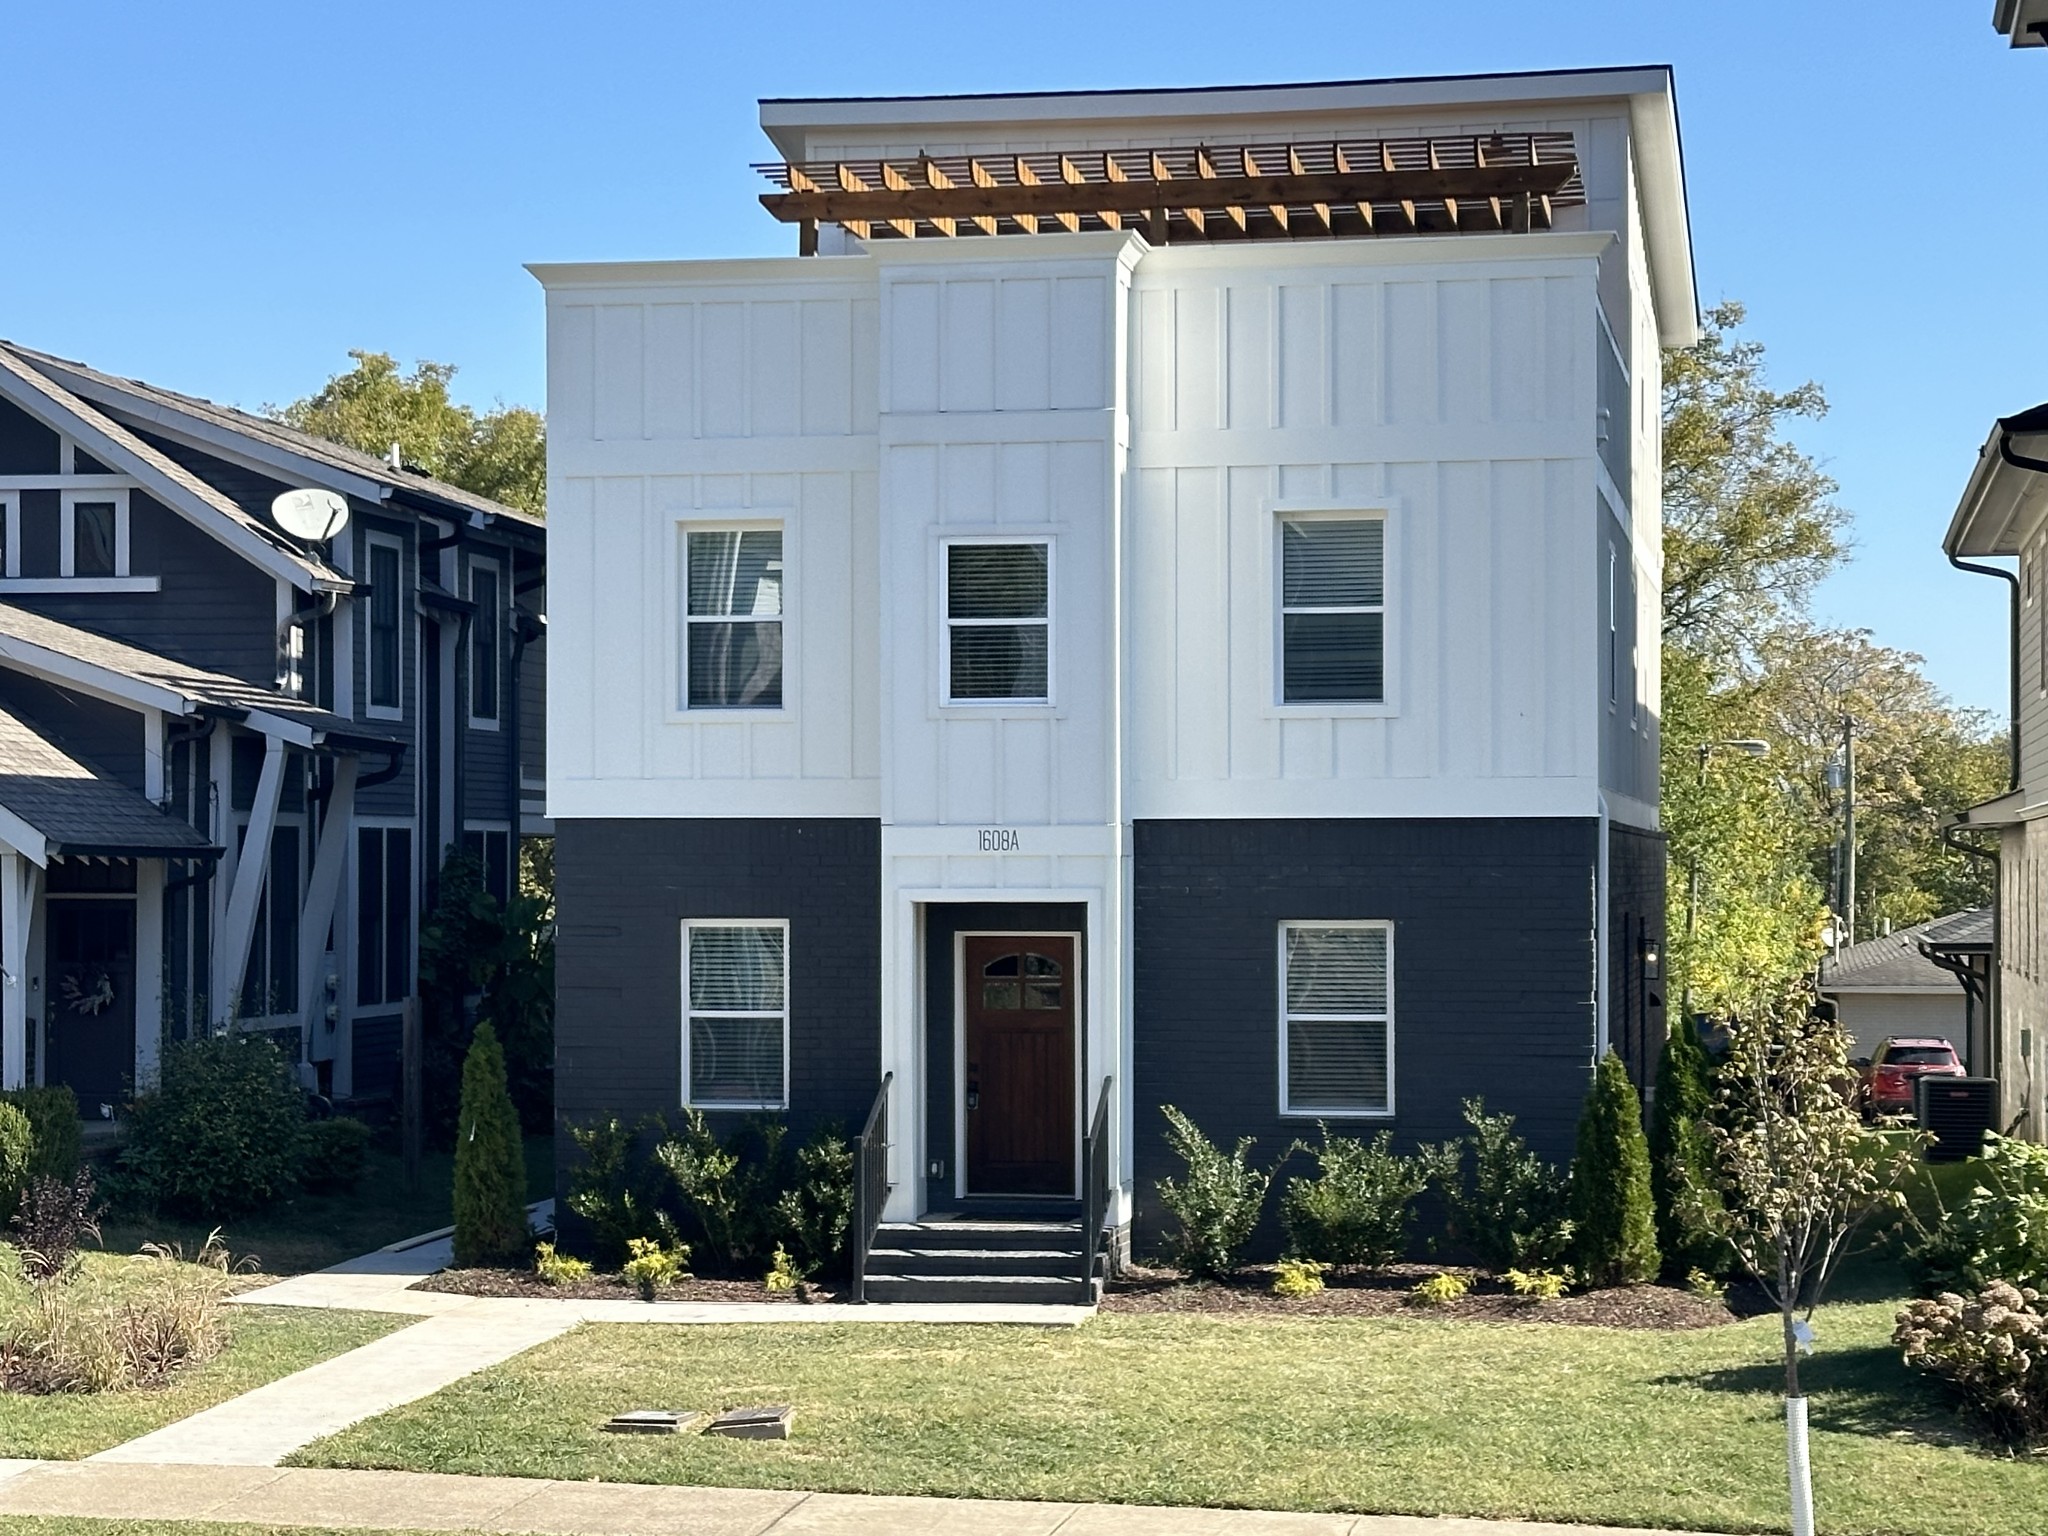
[1607,822,1669,1093]
[1131,817,1599,1260]
[0,399,60,474]
[921,901,1088,1210]
[19,490,58,577]
[518,585,546,789]
[0,673,146,790]
[554,818,882,1226]
[135,431,296,523]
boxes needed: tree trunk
[1779,1245,1814,1536]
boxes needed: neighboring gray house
[0,343,546,1115]
[1819,910,1989,1067]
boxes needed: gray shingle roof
[0,704,216,859]
[1922,907,1993,952]
[1819,910,1991,992]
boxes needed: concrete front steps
[864,1219,1101,1305]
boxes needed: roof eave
[1625,79,1699,349]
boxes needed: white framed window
[354,822,415,1008]
[1278,513,1384,705]
[0,491,17,577]
[468,555,503,728]
[1279,921,1394,1117]
[462,822,513,906]
[942,538,1052,705]
[681,920,789,1110]
[60,488,129,579]
[681,526,784,710]
[365,533,404,720]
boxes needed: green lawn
[96,1137,553,1277]
[2,1266,407,1460]
[296,1305,2045,1536]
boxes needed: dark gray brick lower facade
[1606,821,1669,1093]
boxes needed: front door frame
[952,927,1083,1202]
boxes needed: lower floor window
[356,825,414,1006]
[462,825,512,906]
[1280,922,1393,1115]
[683,920,788,1109]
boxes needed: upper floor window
[469,557,502,727]
[683,527,783,710]
[1280,515,1383,704]
[367,535,404,718]
[944,539,1050,705]
[61,489,129,578]
[1280,922,1393,1116]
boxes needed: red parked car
[1858,1037,1965,1119]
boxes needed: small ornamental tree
[1705,982,1920,1536]
[452,1021,530,1268]
[1650,1018,1729,1279]
[1569,1052,1660,1288]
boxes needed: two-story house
[0,343,546,1118]
[537,67,1694,1292]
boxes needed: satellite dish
[271,487,349,543]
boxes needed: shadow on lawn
[1663,1342,1984,1451]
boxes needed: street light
[1683,739,1773,1015]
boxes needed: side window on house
[944,540,1050,704]
[1280,923,1393,1115]
[683,528,783,709]
[683,921,788,1109]
[461,826,511,905]
[61,490,127,578]
[355,825,414,1006]
[1280,516,1384,704]
[368,539,403,716]
[470,559,502,725]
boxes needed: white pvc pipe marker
[1786,1395,1815,1536]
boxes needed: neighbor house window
[60,489,128,578]
[943,540,1050,704]
[237,823,303,1018]
[683,921,788,1109]
[1279,922,1393,1116]
[355,824,414,1006]
[462,824,512,905]
[1280,515,1384,704]
[683,527,783,709]
[0,491,17,577]
[367,536,403,717]
[469,557,502,726]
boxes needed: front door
[963,934,1076,1196]
[44,898,137,1116]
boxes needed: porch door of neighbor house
[963,934,1076,1196]
[44,898,137,1116]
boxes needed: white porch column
[214,735,285,1026]
[2,851,31,1090]
[299,754,359,1066]
[134,861,164,1091]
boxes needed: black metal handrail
[850,1072,893,1303]
[1079,1075,1113,1303]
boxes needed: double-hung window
[943,539,1050,704]
[682,528,783,709]
[1279,515,1384,704]
[1279,922,1394,1116]
[469,557,502,726]
[683,921,788,1110]
[367,536,404,718]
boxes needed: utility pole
[1839,714,1857,948]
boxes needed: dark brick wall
[553,818,882,1218]
[1131,817,1600,1260]
[1606,822,1669,1093]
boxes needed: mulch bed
[1100,1262,1744,1329]
[415,1268,845,1304]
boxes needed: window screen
[1281,924,1392,1114]
[1280,518,1384,704]
[684,529,783,709]
[945,542,1050,703]
[685,922,788,1108]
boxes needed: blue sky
[4,2,2040,716]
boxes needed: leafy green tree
[452,1020,530,1268]
[270,351,544,516]
[1569,1052,1660,1288]
[1649,1019,1728,1279]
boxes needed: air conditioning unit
[1916,1076,1999,1162]
[1995,0,2048,47]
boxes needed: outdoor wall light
[1641,941,1662,982]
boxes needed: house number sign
[976,828,1021,852]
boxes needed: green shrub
[654,1110,786,1269]
[1685,1267,1728,1304]
[1649,1022,1729,1279]
[1896,1282,2048,1447]
[1504,1267,1567,1300]
[299,1117,373,1195]
[1408,1272,1469,1307]
[1,1085,82,1184]
[0,1103,31,1228]
[621,1235,687,1301]
[1281,1126,1427,1269]
[533,1241,592,1287]
[772,1122,854,1280]
[1908,1135,2048,1296]
[117,1035,306,1219]
[1420,1098,1572,1273]
[563,1117,675,1267]
[1154,1105,1274,1279]
[1569,1052,1660,1288]
[765,1245,801,1293]
[451,1022,530,1268]
[1271,1258,1327,1297]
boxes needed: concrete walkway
[0,1462,1690,1536]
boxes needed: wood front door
[963,934,1076,1196]
[44,898,137,1116]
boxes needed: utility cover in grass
[706,1404,793,1440]
[603,1410,700,1434]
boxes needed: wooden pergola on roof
[759,132,1584,253]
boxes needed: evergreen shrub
[452,1021,530,1267]
[0,1085,82,1185]
[1420,1099,1572,1273]
[1281,1126,1427,1268]
[0,1103,32,1228]
[1155,1105,1274,1278]
[118,1035,306,1219]
[1569,1051,1661,1288]
[1649,1020,1729,1278]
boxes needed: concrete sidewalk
[0,1461,1690,1536]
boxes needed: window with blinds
[944,540,1050,704]
[1280,516,1384,704]
[1280,923,1393,1115]
[683,921,788,1109]
[683,528,784,709]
